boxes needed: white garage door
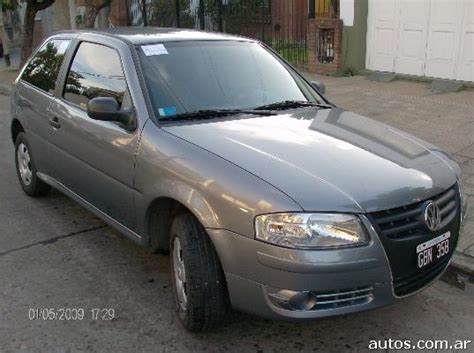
[366,0,474,82]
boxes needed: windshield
[137,40,322,119]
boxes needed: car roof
[53,27,255,45]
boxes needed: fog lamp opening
[269,289,317,311]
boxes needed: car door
[48,40,138,231]
[15,39,71,179]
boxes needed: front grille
[393,256,450,296]
[313,286,373,310]
[370,187,458,239]
[368,184,460,297]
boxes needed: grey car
[10,28,468,332]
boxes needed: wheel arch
[11,118,25,145]
[140,174,224,253]
[145,197,186,253]
[145,193,220,254]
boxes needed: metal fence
[126,0,312,68]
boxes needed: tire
[170,213,229,332]
[14,132,50,197]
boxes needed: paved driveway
[0,82,473,352]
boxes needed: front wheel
[15,132,50,197]
[170,213,229,332]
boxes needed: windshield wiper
[160,109,274,121]
[254,100,333,111]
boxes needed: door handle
[49,116,61,129]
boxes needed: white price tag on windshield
[141,44,168,56]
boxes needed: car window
[63,42,129,110]
[21,39,70,94]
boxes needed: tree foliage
[1,0,19,11]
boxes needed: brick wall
[307,18,343,75]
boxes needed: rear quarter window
[63,42,128,109]
[21,39,70,94]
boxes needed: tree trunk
[20,0,56,67]
[81,0,111,28]
[20,5,37,67]
[83,6,99,28]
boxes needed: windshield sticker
[142,44,169,56]
[159,107,177,117]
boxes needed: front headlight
[255,213,369,249]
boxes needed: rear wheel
[15,132,50,197]
[170,213,229,332]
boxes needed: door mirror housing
[87,97,135,130]
[310,81,326,95]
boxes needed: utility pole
[217,0,222,32]
[198,0,204,30]
[175,0,180,28]
[309,0,315,19]
[141,0,147,26]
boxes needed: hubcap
[17,143,33,186]
[173,237,187,311]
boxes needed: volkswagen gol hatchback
[10,28,468,331]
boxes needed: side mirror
[87,97,135,130]
[310,81,326,95]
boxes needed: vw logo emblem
[424,202,441,232]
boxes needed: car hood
[162,108,457,213]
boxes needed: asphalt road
[0,94,473,353]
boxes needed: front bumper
[207,215,452,320]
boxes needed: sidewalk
[303,72,474,273]
[0,47,20,94]
[0,47,20,70]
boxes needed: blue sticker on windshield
[159,107,177,117]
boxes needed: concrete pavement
[0,68,17,95]
[0,47,20,70]
[0,83,473,352]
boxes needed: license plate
[416,231,450,269]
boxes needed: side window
[63,42,128,109]
[21,39,70,94]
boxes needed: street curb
[450,253,474,276]
[449,263,474,277]
[0,83,12,96]
[361,70,474,89]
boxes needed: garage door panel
[367,0,472,81]
[367,0,399,72]
[429,31,456,60]
[374,28,395,55]
[456,1,474,81]
[371,28,396,71]
[425,0,464,79]
[394,0,429,76]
